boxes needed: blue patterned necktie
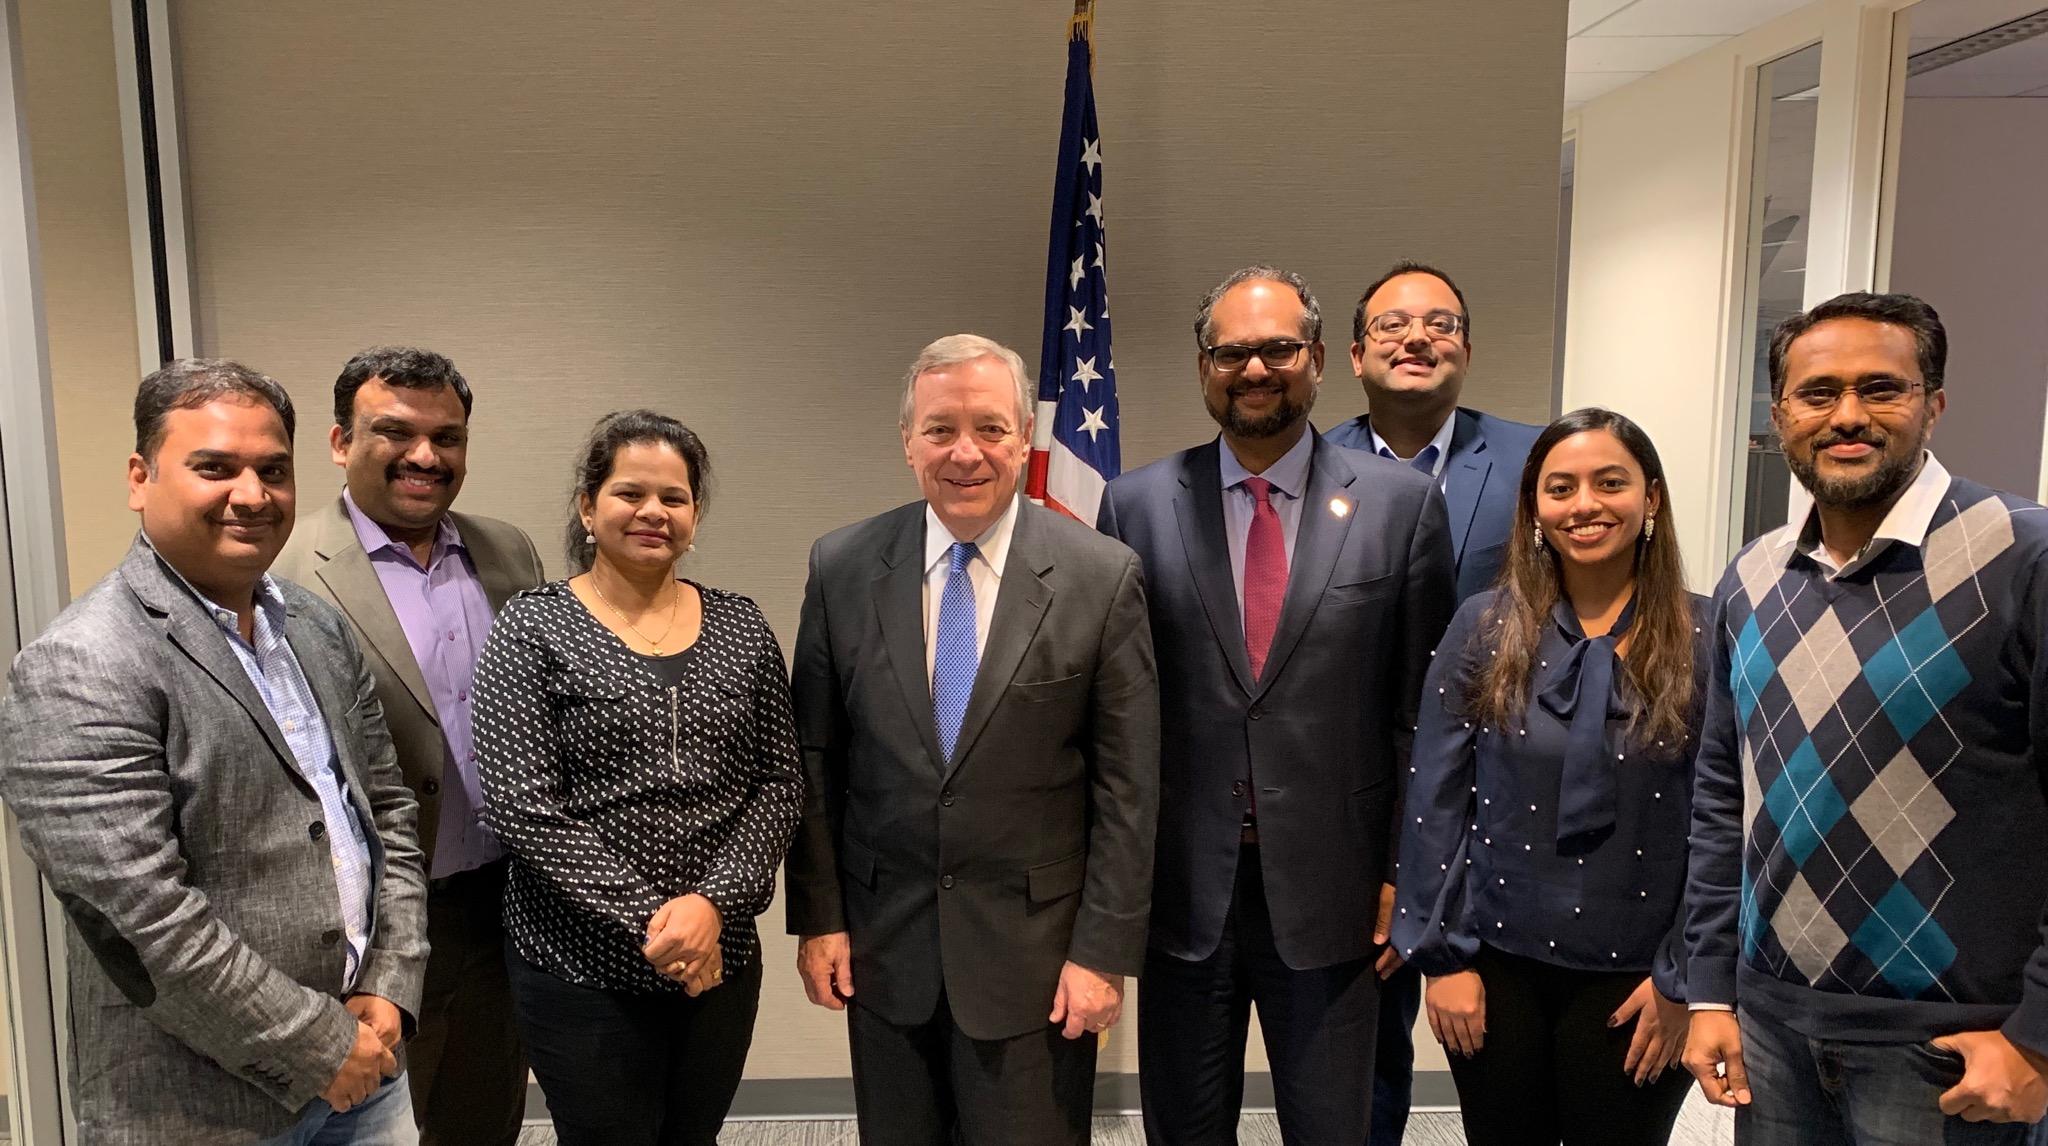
[933,541,980,762]
[1379,443,1441,475]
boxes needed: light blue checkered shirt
[192,575,374,989]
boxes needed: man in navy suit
[1099,266,1455,1143]
[1323,261,1542,1142]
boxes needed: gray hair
[1193,265,1323,347]
[897,333,1034,432]
[134,358,295,467]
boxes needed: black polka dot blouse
[474,579,803,993]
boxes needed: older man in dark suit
[785,333,1159,1145]
[1098,267,1455,1144]
[0,360,427,1144]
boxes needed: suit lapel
[309,499,441,726]
[1442,410,1489,562]
[872,508,947,773]
[451,510,528,613]
[121,543,307,790]
[1254,437,1358,697]
[1174,442,1254,695]
[945,505,1053,780]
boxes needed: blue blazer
[1325,407,1542,604]
[1097,433,1456,969]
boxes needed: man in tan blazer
[275,347,545,1146]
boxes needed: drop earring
[1532,525,1545,550]
[1644,517,1656,542]
[583,524,595,543]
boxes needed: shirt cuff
[1688,1002,1734,1012]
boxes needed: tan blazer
[274,495,546,873]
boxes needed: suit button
[308,822,325,840]
[422,779,441,796]
[1248,705,1264,721]
[321,929,342,946]
[940,876,955,890]
[1231,781,1246,798]
[941,792,955,807]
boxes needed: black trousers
[848,990,1098,1146]
[506,941,762,1146]
[1445,945,1690,1146]
[1371,963,1423,1145]
[406,860,527,1146]
[1138,844,1379,1145]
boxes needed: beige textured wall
[19,0,142,596]
[152,0,1562,1081]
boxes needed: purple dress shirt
[344,490,503,878]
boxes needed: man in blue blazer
[1099,266,1455,1143]
[1323,261,1542,1142]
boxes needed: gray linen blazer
[0,536,429,1144]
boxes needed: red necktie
[1242,476,1287,679]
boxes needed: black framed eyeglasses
[1202,339,1309,373]
[1364,310,1465,342]
[1777,378,1926,419]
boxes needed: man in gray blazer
[0,360,428,1144]
[786,334,1160,1145]
[273,347,544,1146]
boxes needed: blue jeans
[260,1074,418,1146]
[1736,1006,2042,1145]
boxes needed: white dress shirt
[922,496,1021,689]
[1796,452,1950,579]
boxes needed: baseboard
[523,1071,1460,1122]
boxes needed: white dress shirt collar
[924,495,1020,580]
[1367,411,1457,479]
[1797,452,1951,578]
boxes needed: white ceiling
[1566,0,1817,108]
[1903,0,2048,97]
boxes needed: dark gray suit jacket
[1097,433,1456,969]
[784,500,1160,1040]
[0,538,428,1144]
[272,496,545,874]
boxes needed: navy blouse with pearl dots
[1391,587,1712,1001]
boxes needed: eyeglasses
[1777,378,1927,419]
[1364,310,1465,343]
[1202,339,1309,373]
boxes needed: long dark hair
[565,410,711,574]
[1470,407,1694,746]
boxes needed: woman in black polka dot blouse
[474,410,802,1146]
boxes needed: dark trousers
[1370,962,1423,1145]
[1734,1002,2043,1146]
[405,860,527,1146]
[848,989,1098,1146]
[506,941,762,1146]
[1445,945,1689,1146]
[1139,844,1379,1145]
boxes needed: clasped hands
[798,931,1123,1040]
[645,892,725,996]
[322,994,401,1113]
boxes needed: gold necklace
[590,575,679,653]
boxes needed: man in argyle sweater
[1684,292,2048,1144]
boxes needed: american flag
[1026,9,1118,524]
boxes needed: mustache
[385,462,451,482]
[1812,429,1887,449]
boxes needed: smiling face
[1533,428,1660,574]
[330,376,469,541]
[1774,316,1944,511]
[579,440,697,577]
[128,396,297,600]
[1198,278,1323,441]
[902,354,1029,540]
[1350,271,1471,401]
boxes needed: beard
[1212,379,1316,440]
[1784,422,1926,510]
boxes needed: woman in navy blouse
[1392,407,1710,1144]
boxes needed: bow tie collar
[1534,594,1638,851]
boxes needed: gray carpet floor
[515,1089,1735,1143]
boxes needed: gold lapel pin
[1329,497,1352,518]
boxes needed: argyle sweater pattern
[1686,476,2048,1050]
